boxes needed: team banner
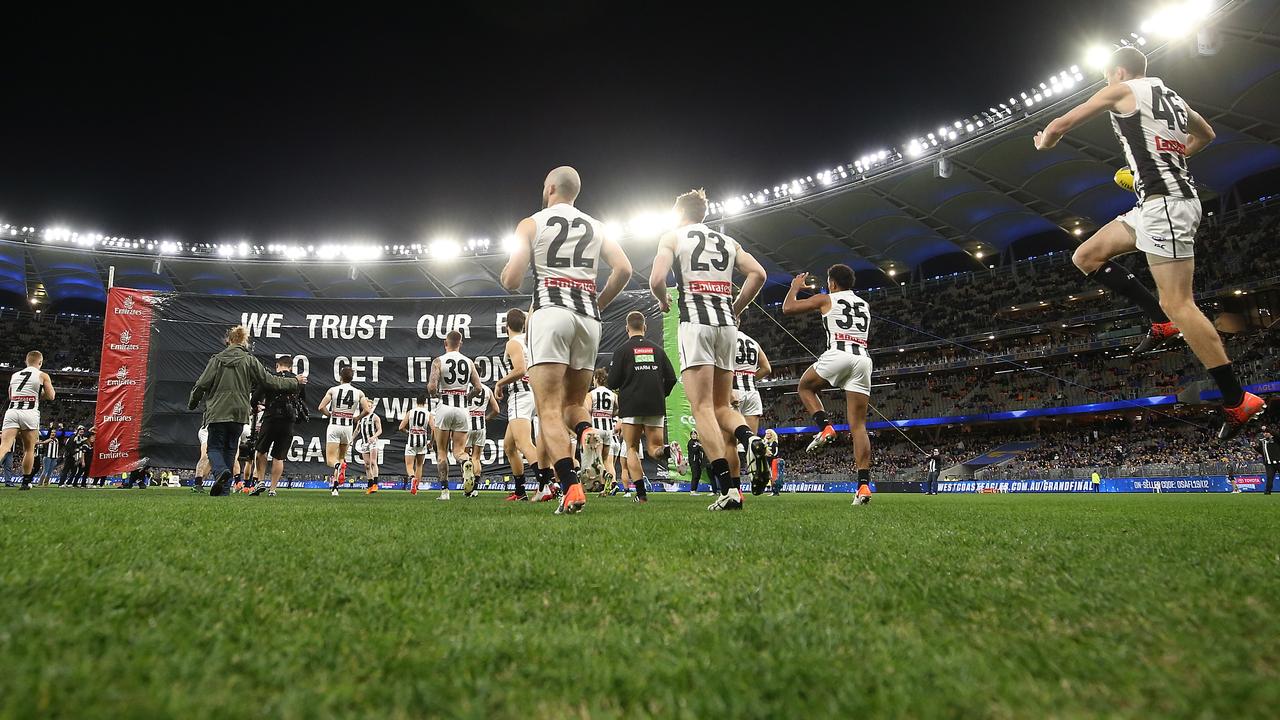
[663,288,693,482]
[135,290,661,476]
[91,287,155,477]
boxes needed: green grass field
[1,488,1277,719]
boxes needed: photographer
[249,354,305,497]
[188,326,307,497]
[1259,428,1278,496]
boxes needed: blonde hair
[675,188,708,222]
[226,325,249,346]
[25,350,42,366]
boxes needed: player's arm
[1184,108,1216,157]
[500,218,536,291]
[398,412,410,432]
[372,413,382,439]
[732,247,767,316]
[756,347,772,381]
[426,358,441,397]
[782,273,831,315]
[1035,83,1132,150]
[648,232,677,312]
[494,339,525,401]
[41,371,55,401]
[486,390,500,420]
[317,390,332,418]
[597,233,633,311]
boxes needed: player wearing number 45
[783,265,874,506]
[1034,45,1264,440]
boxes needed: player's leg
[451,430,473,497]
[432,426,451,499]
[17,429,37,489]
[683,365,724,477]
[622,424,644,494]
[0,428,17,486]
[504,418,533,499]
[846,390,872,505]
[798,365,838,452]
[1073,218,1175,349]
[713,367,764,497]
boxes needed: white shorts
[527,306,602,371]
[734,389,763,417]
[618,440,629,459]
[198,426,209,445]
[813,350,873,396]
[1119,196,1201,262]
[678,322,735,371]
[326,425,354,445]
[2,409,39,431]
[465,428,485,449]
[433,406,468,433]
[404,437,430,457]
[506,390,536,421]
[621,416,665,428]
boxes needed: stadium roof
[0,0,1277,309]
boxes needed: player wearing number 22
[1035,46,1264,440]
[1,351,56,491]
[783,264,875,506]
[650,189,768,512]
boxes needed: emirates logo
[113,401,124,416]
[109,438,121,453]
[122,296,135,310]
[117,367,128,380]
[106,365,138,387]
[120,329,132,344]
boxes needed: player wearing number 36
[1033,45,1263,440]
[1,350,57,491]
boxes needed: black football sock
[573,421,592,442]
[635,476,647,496]
[733,425,755,449]
[711,458,732,495]
[812,411,829,427]
[537,466,554,491]
[1086,261,1169,323]
[1208,363,1245,407]
[22,474,34,487]
[857,469,870,487]
[554,457,579,487]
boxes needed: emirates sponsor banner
[137,290,661,475]
[91,288,155,476]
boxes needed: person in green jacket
[188,325,306,496]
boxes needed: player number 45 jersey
[530,203,604,320]
[1109,76,1197,202]
[673,223,740,327]
[823,290,871,354]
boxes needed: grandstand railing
[974,461,1265,481]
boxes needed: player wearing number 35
[1032,45,1263,440]
[1,350,57,491]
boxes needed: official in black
[607,311,678,501]
[925,448,942,495]
[687,429,708,494]
[249,354,304,497]
[1259,428,1278,495]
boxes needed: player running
[783,264,874,505]
[733,324,773,494]
[356,410,383,494]
[1,351,56,491]
[400,396,431,495]
[318,366,372,496]
[650,189,767,511]
[494,308,542,501]
[427,331,484,501]
[1035,46,1263,440]
[585,368,619,496]
[500,166,633,515]
[463,383,498,497]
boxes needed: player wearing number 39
[1035,46,1263,440]
[783,265,874,506]
[1,351,56,491]
[500,166,633,515]
[428,330,485,501]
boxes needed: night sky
[1,1,1144,245]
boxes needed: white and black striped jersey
[468,385,492,432]
[823,290,871,355]
[733,332,761,391]
[1109,77,1197,202]
[405,405,431,451]
[588,387,617,434]
[43,433,62,459]
[7,366,42,411]
[435,351,473,408]
[325,383,366,426]
[672,223,739,326]
[356,414,379,442]
[502,333,533,395]
[529,203,604,320]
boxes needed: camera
[803,274,821,292]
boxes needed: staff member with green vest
[188,325,307,496]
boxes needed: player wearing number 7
[1034,46,1263,439]
[782,265,874,506]
[1,351,56,491]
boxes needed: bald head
[543,166,581,207]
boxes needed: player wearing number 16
[782,265,875,505]
[1,351,56,491]
[500,166,634,515]
[1033,46,1264,440]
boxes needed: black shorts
[255,418,294,461]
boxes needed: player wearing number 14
[1,351,56,491]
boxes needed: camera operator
[249,354,305,497]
